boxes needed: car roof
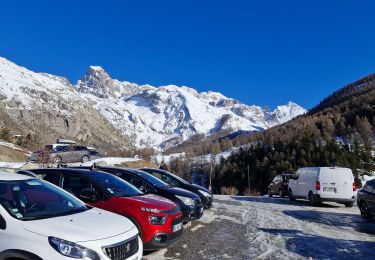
[0,172,34,181]
[29,168,104,176]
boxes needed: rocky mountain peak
[75,66,115,98]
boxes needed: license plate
[323,187,336,192]
[172,222,182,232]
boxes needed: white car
[288,167,356,207]
[0,172,143,260]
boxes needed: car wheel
[359,201,373,220]
[344,202,354,208]
[279,189,284,198]
[268,189,273,197]
[81,155,89,163]
[308,192,319,206]
[53,156,62,164]
[288,189,295,201]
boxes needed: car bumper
[203,196,214,208]
[143,229,183,250]
[181,206,204,221]
[318,195,356,203]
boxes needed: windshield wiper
[21,208,88,220]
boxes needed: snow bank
[81,157,140,166]
[0,162,26,169]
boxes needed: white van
[0,172,143,260]
[288,167,356,207]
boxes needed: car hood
[22,208,135,243]
[164,187,200,199]
[189,184,211,194]
[112,194,177,211]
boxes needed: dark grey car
[357,180,375,220]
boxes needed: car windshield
[147,169,189,185]
[90,172,143,197]
[0,179,88,221]
[132,170,169,188]
[166,171,189,185]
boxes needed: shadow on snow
[283,210,375,236]
[259,228,375,260]
[231,196,341,208]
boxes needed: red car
[20,168,184,250]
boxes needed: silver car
[29,145,91,164]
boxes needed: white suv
[0,172,143,260]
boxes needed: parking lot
[144,195,375,260]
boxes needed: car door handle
[330,182,336,185]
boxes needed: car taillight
[316,181,320,191]
[352,182,356,192]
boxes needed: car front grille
[193,198,202,206]
[103,236,138,260]
[161,206,180,214]
[171,216,182,226]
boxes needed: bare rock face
[76,66,146,99]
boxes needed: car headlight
[198,190,212,198]
[149,215,167,225]
[176,195,195,206]
[141,207,162,213]
[49,237,100,260]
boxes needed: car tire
[279,189,284,198]
[359,201,373,220]
[81,155,89,163]
[308,192,319,207]
[53,156,62,164]
[268,189,273,197]
[288,189,295,201]
[344,202,354,208]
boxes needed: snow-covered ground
[144,195,375,260]
[0,162,26,169]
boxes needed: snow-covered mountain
[76,66,306,148]
[0,57,306,150]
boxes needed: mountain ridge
[0,57,306,151]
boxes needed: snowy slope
[76,66,306,148]
[0,57,82,112]
[0,57,130,152]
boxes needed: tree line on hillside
[167,78,375,195]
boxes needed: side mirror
[79,190,99,202]
[139,185,148,193]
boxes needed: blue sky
[1,1,375,109]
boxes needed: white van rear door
[336,168,354,198]
[319,168,339,197]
